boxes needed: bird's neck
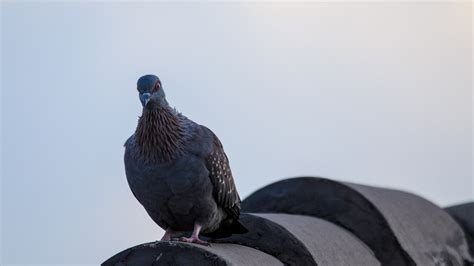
[135,107,186,162]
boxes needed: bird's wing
[202,126,241,219]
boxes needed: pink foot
[160,229,174,241]
[179,236,210,246]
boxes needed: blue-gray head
[137,74,168,109]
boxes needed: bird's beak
[142,93,151,106]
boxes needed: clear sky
[1,2,472,265]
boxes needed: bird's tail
[204,219,248,238]
[229,219,248,234]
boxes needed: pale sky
[1,2,472,265]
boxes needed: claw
[160,229,174,241]
[179,236,210,246]
[176,224,210,246]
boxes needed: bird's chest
[126,154,211,207]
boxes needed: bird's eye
[154,82,161,92]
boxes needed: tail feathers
[203,219,248,239]
[230,219,248,234]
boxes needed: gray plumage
[124,75,245,243]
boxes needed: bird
[124,74,247,245]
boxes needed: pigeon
[124,74,247,245]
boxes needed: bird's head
[137,74,168,109]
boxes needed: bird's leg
[160,228,174,241]
[179,224,209,246]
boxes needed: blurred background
[1,1,472,265]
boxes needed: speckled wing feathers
[204,128,241,220]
